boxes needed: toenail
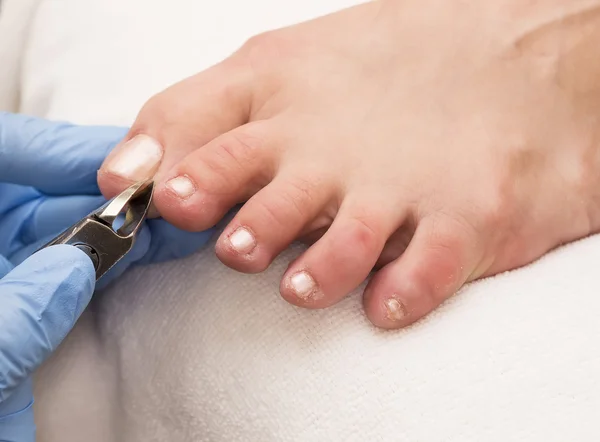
[384,297,407,322]
[166,175,196,199]
[289,271,321,300]
[228,227,256,254]
[104,134,163,181]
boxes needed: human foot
[98,0,600,329]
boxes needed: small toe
[363,214,485,329]
[215,171,334,273]
[280,199,402,309]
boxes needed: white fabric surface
[2,1,600,441]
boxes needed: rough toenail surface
[385,298,407,321]
[166,176,196,199]
[290,271,319,300]
[229,227,256,254]
[105,134,163,180]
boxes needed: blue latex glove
[0,112,215,441]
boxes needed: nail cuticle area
[166,175,196,199]
[228,226,257,255]
[384,297,408,322]
[288,270,322,301]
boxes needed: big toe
[98,58,253,201]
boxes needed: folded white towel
[2,1,600,441]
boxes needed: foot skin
[98,0,600,329]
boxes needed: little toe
[280,200,402,309]
[216,171,334,273]
[363,214,485,329]
[152,121,277,231]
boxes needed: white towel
[1,1,600,441]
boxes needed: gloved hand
[0,112,216,441]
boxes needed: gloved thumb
[0,245,95,404]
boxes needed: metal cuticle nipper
[39,180,154,281]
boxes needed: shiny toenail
[229,227,256,254]
[384,298,407,321]
[290,271,319,300]
[166,175,196,199]
[104,135,163,181]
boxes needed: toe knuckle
[218,128,265,168]
[423,232,464,279]
[428,211,479,246]
[133,90,193,137]
[133,94,167,131]
[138,92,166,115]
[242,32,274,52]
[280,176,318,209]
[137,91,177,124]
[345,214,384,255]
[238,30,297,79]
[199,128,268,194]
[252,196,293,228]
[241,31,286,61]
[411,245,462,304]
[196,155,235,193]
[251,178,318,228]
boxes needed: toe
[215,170,335,273]
[280,199,402,309]
[152,122,276,231]
[363,214,485,329]
[98,58,253,200]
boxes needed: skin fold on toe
[98,0,600,329]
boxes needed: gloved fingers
[95,223,152,290]
[0,184,39,219]
[139,219,216,265]
[0,379,34,442]
[0,246,95,403]
[0,195,106,262]
[0,112,127,195]
[23,194,107,245]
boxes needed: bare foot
[98,0,600,329]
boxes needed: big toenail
[166,175,196,199]
[104,135,163,181]
[229,227,256,254]
[289,271,320,300]
[384,297,407,322]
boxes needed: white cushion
[1,1,599,441]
